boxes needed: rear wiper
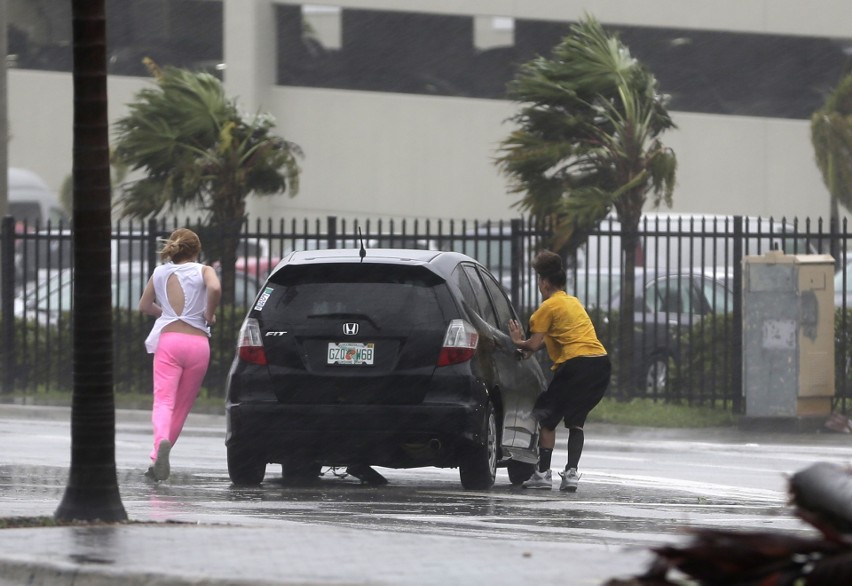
[306,312,381,331]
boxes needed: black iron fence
[2,214,850,413]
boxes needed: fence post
[731,215,744,413]
[510,218,522,307]
[327,216,337,249]
[146,217,159,277]
[830,215,840,271]
[1,215,14,394]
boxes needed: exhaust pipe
[428,438,442,451]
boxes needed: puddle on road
[1,464,807,547]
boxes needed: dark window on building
[105,0,223,77]
[8,0,223,77]
[277,6,474,95]
[275,4,852,120]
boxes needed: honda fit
[225,248,546,489]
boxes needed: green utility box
[742,251,835,422]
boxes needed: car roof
[275,248,478,277]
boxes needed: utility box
[742,251,835,422]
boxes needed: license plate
[327,342,375,366]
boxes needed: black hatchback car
[225,248,546,489]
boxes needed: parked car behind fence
[2,214,850,411]
[568,268,734,395]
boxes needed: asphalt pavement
[0,403,850,585]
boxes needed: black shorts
[534,355,611,430]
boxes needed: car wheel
[507,460,536,486]
[227,445,266,486]
[282,459,322,484]
[459,401,498,490]
[644,355,671,395]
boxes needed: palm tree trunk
[212,189,245,306]
[618,228,639,397]
[55,0,127,522]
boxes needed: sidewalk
[0,521,651,586]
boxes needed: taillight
[237,317,267,365]
[437,319,478,366]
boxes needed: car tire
[459,401,498,490]
[227,444,266,486]
[282,459,322,484]
[507,460,536,486]
[644,354,671,395]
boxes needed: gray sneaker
[559,468,580,492]
[522,469,552,489]
[152,439,172,481]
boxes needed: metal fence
[2,213,850,413]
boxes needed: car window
[233,273,260,307]
[698,277,733,314]
[572,271,621,310]
[451,265,479,312]
[264,264,444,328]
[478,267,515,328]
[648,276,694,314]
[9,202,42,225]
[113,237,146,264]
[461,264,498,328]
[112,271,149,309]
[26,268,255,312]
[27,272,72,310]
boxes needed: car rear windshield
[264,263,445,326]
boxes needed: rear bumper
[226,401,487,468]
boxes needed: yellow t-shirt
[528,290,607,368]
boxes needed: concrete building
[7,0,852,224]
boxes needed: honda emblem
[343,323,359,336]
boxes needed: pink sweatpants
[150,332,211,461]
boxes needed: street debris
[604,462,852,585]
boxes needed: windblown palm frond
[496,14,676,256]
[112,61,303,303]
[495,14,677,395]
[812,71,852,213]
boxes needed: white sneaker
[522,469,552,489]
[559,468,580,492]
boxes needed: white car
[14,265,147,327]
[15,265,259,327]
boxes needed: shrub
[2,303,250,398]
[835,307,852,399]
[671,313,735,405]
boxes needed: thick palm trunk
[617,228,639,396]
[55,0,127,522]
[614,197,644,398]
[212,188,245,306]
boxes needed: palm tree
[811,68,852,267]
[112,62,302,302]
[55,0,127,522]
[496,15,677,393]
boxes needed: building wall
[7,0,846,224]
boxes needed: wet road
[1,404,851,583]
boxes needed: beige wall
[9,0,845,225]
[7,69,836,224]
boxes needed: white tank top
[144,262,210,353]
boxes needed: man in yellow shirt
[508,250,611,491]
